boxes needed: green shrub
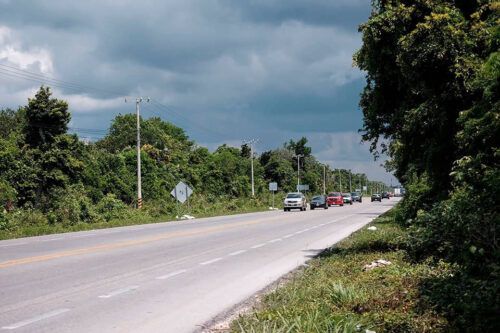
[96,193,128,221]
[53,184,100,225]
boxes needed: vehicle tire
[324,205,328,210]
[341,204,344,206]
[350,201,353,205]
[310,207,314,210]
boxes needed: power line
[0,63,124,97]
[0,63,234,144]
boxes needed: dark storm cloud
[0,0,392,181]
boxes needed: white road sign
[171,181,193,204]
[269,182,278,191]
[297,184,309,191]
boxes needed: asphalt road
[0,198,399,333]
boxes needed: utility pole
[339,169,342,193]
[349,169,352,193]
[294,154,304,192]
[323,165,326,195]
[243,139,258,197]
[127,97,150,209]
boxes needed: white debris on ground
[366,330,377,333]
[363,259,392,271]
[367,226,377,231]
[268,207,279,210]
[176,215,196,220]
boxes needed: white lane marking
[156,269,187,280]
[0,242,27,248]
[294,231,303,235]
[41,237,63,242]
[310,226,318,230]
[98,285,138,299]
[2,308,70,330]
[251,243,266,249]
[229,250,247,256]
[283,234,293,239]
[268,238,282,243]
[200,258,223,266]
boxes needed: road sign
[355,188,361,192]
[171,181,193,204]
[297,184,309,191]
[363,186,367,191]
[269,182,278,191]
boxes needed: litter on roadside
[363,259,392,271]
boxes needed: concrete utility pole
[339,169,342,192]
[349,169,352,193]
[323,165,326,195]
[130,97,150,209]
[243,139,259,197]
[294,154,304,191]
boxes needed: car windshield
[286,193,301,198]
[312,196,322,201]
[342,193,350,197]
[328,192,340,197]
[351,192,358,196]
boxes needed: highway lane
[0,198,399,332]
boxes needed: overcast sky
[0,0,395,184]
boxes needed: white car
[283,192,307,211]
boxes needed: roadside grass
[0,196,272,240]
[231,210,452,333]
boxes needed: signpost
[269,182,278,209]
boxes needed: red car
[327,192,344,206]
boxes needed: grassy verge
[0,196,272,240]
[231,209,456,332]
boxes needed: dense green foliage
[233,211,497,332]
[0,87,384,238]
[355,0,499,329]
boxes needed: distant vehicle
[351,192,362,203]
[382,192,390,199]
[283,192,307,211]
[394,188,402,197]
[371,193,382,202]
[310,195,328,210]
[342,193,353,205]
[327,192,344,206]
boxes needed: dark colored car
[351,192,362,203]
[382,192,390,199]
[310,195,328,210]
[371,193,382,202]
[327,192,344,206]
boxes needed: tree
[355,0,494,196]
[285,137,312,157]
[24,86,70,147]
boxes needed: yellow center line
[0,214,284,269]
